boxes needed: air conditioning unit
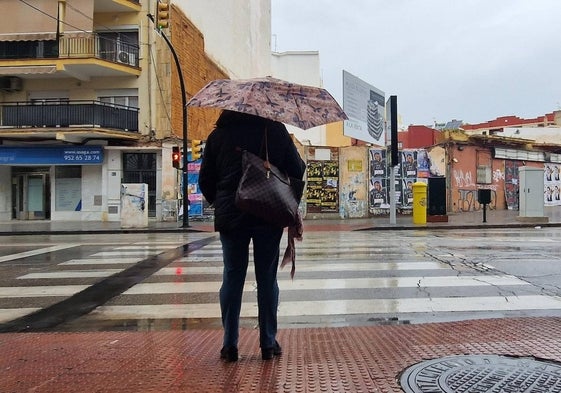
[0,76,23,92]
[117,51,137,67]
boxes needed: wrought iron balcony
[0,33,139,68]
[0,100,139,132]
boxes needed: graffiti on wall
[493,169,505,183]
[457,188,497,212]
[340,173,366,218]
[452,169,476,188]
[504,160,520,210]
[453,167,503,212]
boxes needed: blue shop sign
[0,146,104,165]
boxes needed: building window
[99,95,138,108]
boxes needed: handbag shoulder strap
[261,128,271,171]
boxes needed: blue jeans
[219,225,283,349]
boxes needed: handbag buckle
[264,160,271,178]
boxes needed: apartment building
[0,0,273,222]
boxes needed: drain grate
[400,354,561,393]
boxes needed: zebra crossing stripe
[0,244,79,263]
[60,258,142,265]
[15,262,450,280]
[121,275,529,295]
[17,270,123,280]
[90,251,162,257]
[0,308,39,323]
[155,262,451,275]
[5,274,528,297]
[91,295,561,320]
[113,246,178,250]
[0,285,87,297]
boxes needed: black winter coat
[198,115,306,232]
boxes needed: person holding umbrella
[198,110,306,362]
[191,76,345,362]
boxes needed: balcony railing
[0,100,139,132]
[59,34,139,67]
[0,33,139,67]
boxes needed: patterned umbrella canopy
[187,76,347,130]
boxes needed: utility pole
[148,6,189,228]
[387,95,398,225]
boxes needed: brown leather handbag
[235,130,304,228]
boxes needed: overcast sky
[271,0,561,127]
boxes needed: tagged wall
[446,146,498,212]
[445,145,507,213]
[339,146,368,218]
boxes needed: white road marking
[123,275,529,295]
[90,251,160,257]
[0,244,79,263]
[91,295,561,320]
[18,270,122,279]
[155,262,450,275]
[60,258,142,265]
[0,285,88,297]
[0,308,40,323]
[114,246,177,250]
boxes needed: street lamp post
[147,13,189,228]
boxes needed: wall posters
[306,160,339,213]
[504,160,520,210]
[187,161,203,216]
[369,148,428,213]
[369,149,388,208]
[544,163,561,206]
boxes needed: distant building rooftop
[462,112,557,131]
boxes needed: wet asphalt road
[0,227,560,332]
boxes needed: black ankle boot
[220,346,238,362]
[261,341,282,360]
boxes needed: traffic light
[191,140,203,161]
[172,146,181,169]
[156,0,169,29]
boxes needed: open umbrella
[187,76,347,130]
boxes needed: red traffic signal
[172,146,181,169]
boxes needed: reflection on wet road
[0,227,560,332]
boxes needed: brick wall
[170,5,228,141]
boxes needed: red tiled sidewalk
[2,317,561,392]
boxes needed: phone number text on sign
[63,154,101,162]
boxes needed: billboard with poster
[368,147,430,213]
[343,70,386,145]
[306,160,339,213]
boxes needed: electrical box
[518,167,544,217]
[477,189,491,204]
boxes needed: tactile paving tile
[1,317,561,392]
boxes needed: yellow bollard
[412,182,427,225]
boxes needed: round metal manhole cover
[399,354,561,393]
